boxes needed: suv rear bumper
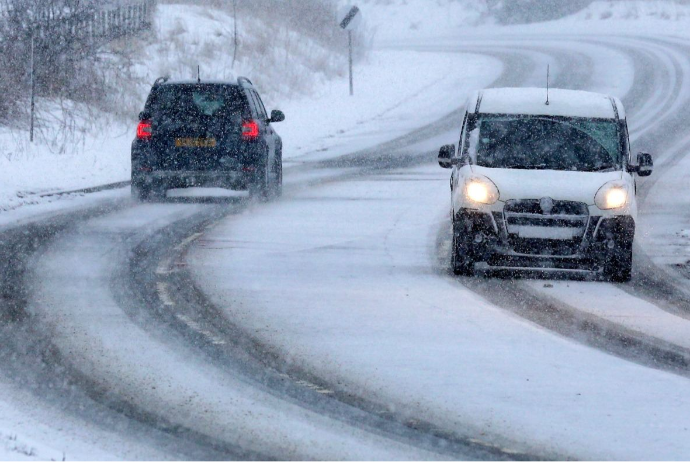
[455,209,635,272]
[132,170,250,190]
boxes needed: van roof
[468,88,625,120]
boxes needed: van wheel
[604,242,633,283]
[451,221,474,276]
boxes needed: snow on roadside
[0,378,167,461]
[0,126,131,213]
[0,436,50,461]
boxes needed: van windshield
[472,116,622,172]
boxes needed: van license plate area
[514,226,580,240]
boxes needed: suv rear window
[149,84,249,124]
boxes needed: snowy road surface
[5,31,690,459]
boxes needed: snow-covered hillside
[567,0,690,21]
[139,3,344,106]
[0,1,500,215]
[357,0,490,42]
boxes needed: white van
[438,88,653,282]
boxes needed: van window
[473,116,621,172]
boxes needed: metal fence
[1,0,157,44]
[30,0,157,43]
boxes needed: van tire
[604,243,633,283]
[451,221,474,276]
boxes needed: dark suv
[131,76,284,200]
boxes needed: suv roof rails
[153,75,171,87]
[237,76,253,87]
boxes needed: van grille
[503,199,589,256]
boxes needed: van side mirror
[636,152,653,177]
[438,145,456,169]
[139,111,152,121]
[269,110,285,123]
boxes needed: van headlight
[595,182,629,210]
[465,176,500,205]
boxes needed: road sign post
[30,34,35,143]
[348,30,353,96]
[339,5,361,96]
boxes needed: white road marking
[155,257,173,275]
[156,282,175,307]
[175,232,204,252]
[175,314,226,346]
[294,379,334,395]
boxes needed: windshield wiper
[501,164,551,170]
[587,165,617,172]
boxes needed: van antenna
[545,65,550,106]
[197,65,201,83]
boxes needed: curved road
[4,32,690,458]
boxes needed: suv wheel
[132,184,153,202]
[249,160,271,200]
[132,183,166,203]
[604,242,633,283]
[451,220,474,276]
[273,154,283,198]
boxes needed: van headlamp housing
[595,182,629,210]
[464,176,500,205]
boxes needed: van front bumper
[455,209,635,272]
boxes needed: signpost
[339,5,361,96]
[30,34,35,143]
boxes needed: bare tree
[0,0,148,144]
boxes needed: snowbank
[0,124,131,213]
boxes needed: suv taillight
[242,120,260,141]
[137,120,152,140]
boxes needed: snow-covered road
[188,35,690,458]
[5,32,690,459]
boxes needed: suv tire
[249,160,271,201]
[132,184,152,202]
[132,183,166,203]
[273,154,283,198]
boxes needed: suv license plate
[175,138,217,148]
